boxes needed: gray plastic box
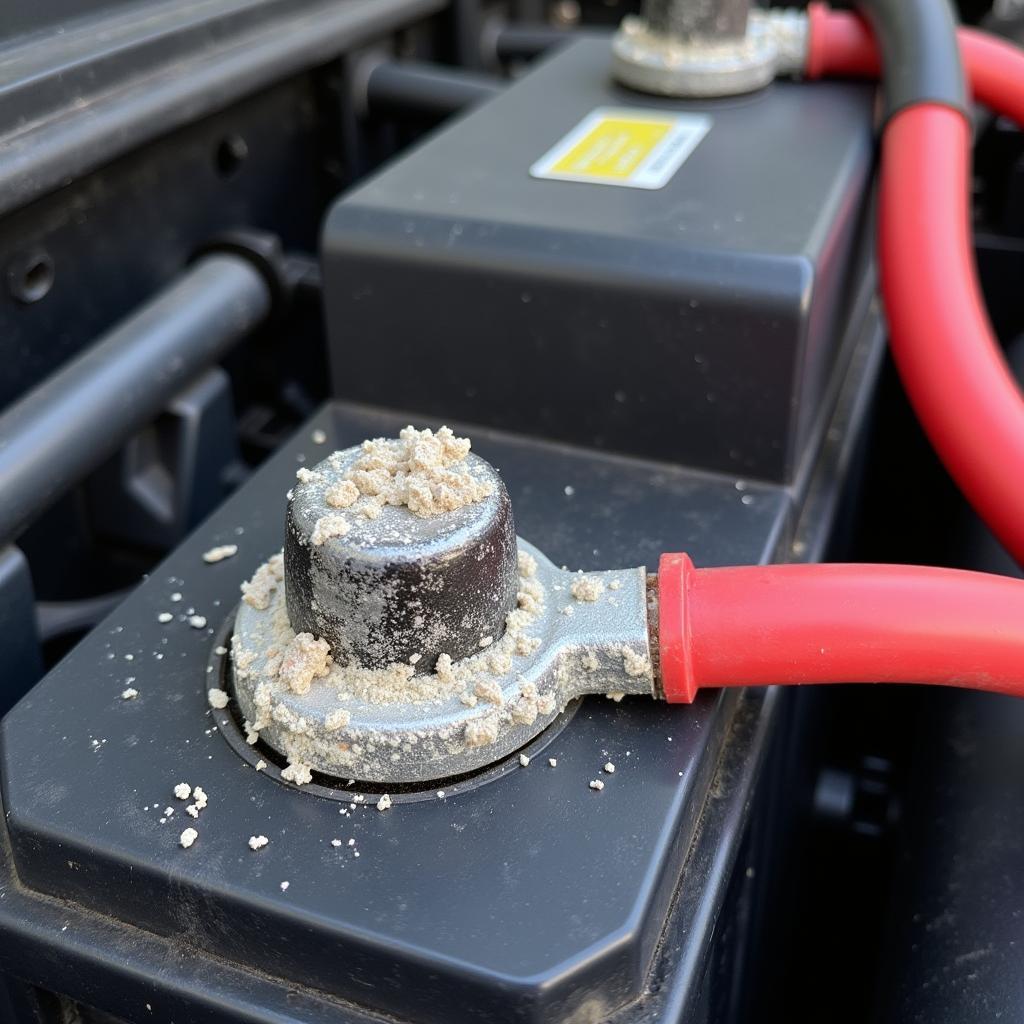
[322,37,875,482]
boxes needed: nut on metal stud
[611,5,809,99]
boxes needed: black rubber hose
[364,61,503,120]
[493,25,574,62]
[854,0,967,118]
[0,255,271,544]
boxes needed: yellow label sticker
[530,107,711,189]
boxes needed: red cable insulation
[806,5,1024,126]
[878,106,1024,568]
[806,7,1024,565]
[657,13,1024,702]
[659,553,1024,703]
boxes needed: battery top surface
[323,39,875,482]
[334,38,871,256]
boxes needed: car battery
[321,36,875,482]
[0,374,880,1023]
[0,29,882,1024]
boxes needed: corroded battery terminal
[230,426,657,784]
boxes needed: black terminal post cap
[283,444,519,673]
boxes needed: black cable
[854,0,967,118]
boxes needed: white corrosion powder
[241,553,284,610]
[325,479,359,509]
[282,761,313,786]
[621,646,652,678]
[570,576,605,602]
[464,717,500,748]
[173,783,191,800]
[184,786,208,818]
[180,828,198,848]
[328,425,494,519]
[202,544,238,564]
[310,514,351,546]
[278,633,331,695]
[325,708,351,731]
[474,679,504,706]
[248,835,269,851]
[207,688,229,709]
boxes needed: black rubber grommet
[193,229,288,317]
